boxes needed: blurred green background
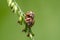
[0,0,60,40]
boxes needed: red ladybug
[25,11,35,27]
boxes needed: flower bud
[7,0,12,6]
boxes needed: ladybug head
[25,11,34,19]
